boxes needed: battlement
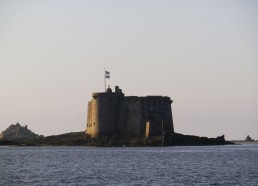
[86,86,174,137]
[92,86,124,98]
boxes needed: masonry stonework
[86,86,174,137]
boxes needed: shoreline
[0,132,233,147]
[230,141,258,145]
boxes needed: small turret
[106,85,112,93]
[115,86,123,94]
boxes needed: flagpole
[104,67,106,92]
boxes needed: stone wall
[86,87,174,137]
[86,91,124,137]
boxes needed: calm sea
[0,144,257,185]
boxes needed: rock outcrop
[0,132,233,146]
[0,123,39,140]
[244,135,255,142]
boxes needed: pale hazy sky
[0,0,257,140]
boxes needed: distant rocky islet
[244,135,255,142]
[0,123,39,140]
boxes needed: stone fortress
[0,86,231,146]
[86,86,174,138]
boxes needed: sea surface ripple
[0,145,258,185]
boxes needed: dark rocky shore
[0,123,233,146]
[0,131,233,146]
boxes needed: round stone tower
[86,87,124,137]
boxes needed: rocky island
[244,135,255,142]
[0,123,39,145]
[0,127,231,146]
[0,123,39,139]
[0,86,234,146]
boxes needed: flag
[105,71,110,79]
